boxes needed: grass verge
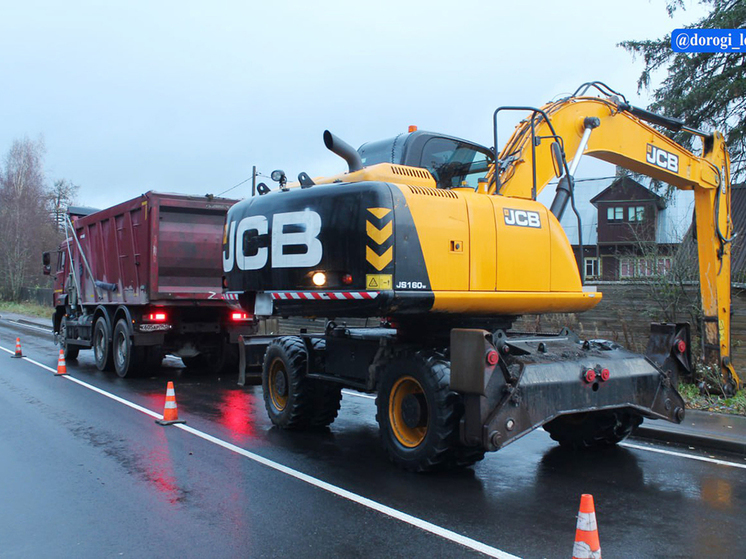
[0,300,53,320]
[679,382,746,415]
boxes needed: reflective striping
[0,344,519,559]
[269,291,379,301]
[166,388,175,397]
[576,512,597,532]
[572,541,602,559]
[164,401,177,409]
[224,292,241,301]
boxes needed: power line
[217,176,252,197]
[217,171,273,197]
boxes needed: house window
[638,258,655,277]
[620,258,634,278]
[628,206,645,221]
[607,207,624,222]
[657,257,672,275]
[619,257,672,278]
[584,258,600,278]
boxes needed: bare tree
[0,137,56,300]
[49,178,79,231]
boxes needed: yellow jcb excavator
[223,82,738,471]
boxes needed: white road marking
[0,344,519,559]
[1,319,52,334]
[1,348,162,419]
[342,389,376,400]
[175,423,519,559]
[621,442,746,470]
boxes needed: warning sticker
[366,274,392,290]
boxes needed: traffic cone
[572,494,601,559]
[55,349,68,376]
[156,381,186,425]
[11,337,23,358]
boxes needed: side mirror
[42,252,51,275]
[550,142,565,179]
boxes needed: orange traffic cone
[572,494,601,559]
[55,349,68,376]
[156,381,186,425]
[11,337,23,358]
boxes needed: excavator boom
[492,88,737,389]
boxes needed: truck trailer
[44,192,256,377]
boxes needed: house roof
[672,184,746,281]
[590,176,666,210]
[538,176,693,246]
[731,184,746,277]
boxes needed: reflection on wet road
[1,319,744,558]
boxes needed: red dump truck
[43,192,256,377]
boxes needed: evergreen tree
[620,0,746,181]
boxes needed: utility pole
[251,166,257,197]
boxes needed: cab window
[419,138,492,189]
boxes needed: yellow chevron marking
[366,220,392,244]
[366,246,393,271]
[367,207,391,219]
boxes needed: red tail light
[231,312,250,321]
[600,368,610,382]
[145,312,167,322]
[584,369,597,383]
[486,350,499,366]
[676,340,686,354]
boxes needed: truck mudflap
[451,328,686,452]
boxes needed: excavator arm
[492,90,738,390]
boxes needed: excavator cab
[358,131,493,190]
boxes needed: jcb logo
[222,210,323,272]
[503,208,541,228]
[646,144,679,174]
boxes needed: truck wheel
[262,337,318,429]
[376,351,477,472]
[112,319,145,378]
[93,318,114,371]
[181,355,203,370]
[544,410,643,450]
[144,345,164,372]
[202,345,229,375]
[60,316,79,360]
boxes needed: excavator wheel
[262,336,341,429]
[543,410,643,450]
[375,351,484,472]
[307,338,343,428]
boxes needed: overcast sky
[0,0,707,210]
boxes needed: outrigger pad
[646,322,692,384]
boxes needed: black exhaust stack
[324,130,363,173]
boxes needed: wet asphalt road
[1,318,745,559]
